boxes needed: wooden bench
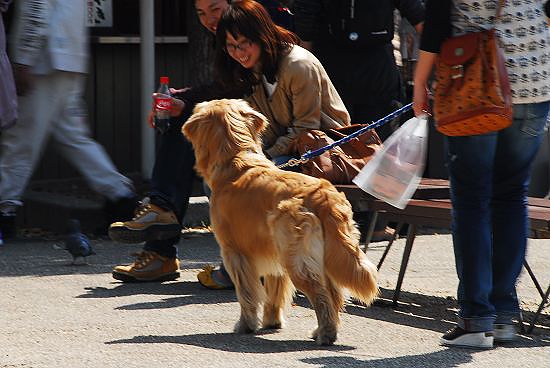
[334,181,550,333]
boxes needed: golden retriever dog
[182,99,378,345]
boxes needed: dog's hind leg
[222,248,264,334]
[262,274,294,329]
[325,276,345,317]
[290,272,338,346]
[270,198,339,345]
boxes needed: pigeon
[64,219,95,264]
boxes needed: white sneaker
[440,326,494,349]
[494,324,517,342]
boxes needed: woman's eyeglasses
[225,39,253,53]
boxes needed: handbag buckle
[451,65,464,79]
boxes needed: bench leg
[524,260,546,299]
[377,222,404,270]
[521,259,546,334]
[363,211,378,252]
[392,224,418,306]
[527,283,550,334]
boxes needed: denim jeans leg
[145,121,197,259]
[149,129,196,220]
[491,102,549,324]
[447,132,497,332]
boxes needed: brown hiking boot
[108,199,181,243]
[112,251,180,282]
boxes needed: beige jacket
[246,45,350,158]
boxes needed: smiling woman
[214,0,351,160]
[225,38,253,54]
[224,35,260,69]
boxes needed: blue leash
[278,102,413,169]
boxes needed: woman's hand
[169,87,190,95]
[413,83,431,117]
[147,94,187,128]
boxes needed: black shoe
[440,326,493,349]
[0,214,16,239]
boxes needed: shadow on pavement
[76,280,237,309]
[105,331,356,353]
[77,280,550,336]
[295,289,550,338]
[105,329,548,363]
[0,236,219,277]
[301,349,474,368]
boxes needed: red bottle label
[155,97,171,111]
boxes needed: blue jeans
[143,117,196,259]
[446,101,549,332]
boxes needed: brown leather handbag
[433,0,512,136]
[292,125,382,184]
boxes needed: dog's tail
[315,182,379,306]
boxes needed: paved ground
[1,230,549,368]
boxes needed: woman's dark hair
[215,0,300,91]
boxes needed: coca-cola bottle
[154,76,172,134]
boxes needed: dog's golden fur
[183,99,378,345]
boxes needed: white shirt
[10,0,89,74]
[262,74,278,98]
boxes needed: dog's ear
[222,100,268,150]
[181,118,197,142]
[243,105,268,135]
[182,101,209,143]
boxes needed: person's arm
[175,81,244,108]
[264,57,323,158]
[10,0,49,95]
[146,80,247,130]
[11,0,48,67]
[412,50,437,116]
[412,0,452,117]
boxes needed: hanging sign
[86,0,113,27]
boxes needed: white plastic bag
[353,116,429,209]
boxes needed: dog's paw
[262,321,283,330]
[262,313,285,330]
[312,327,337,346]
[234,318,258,334]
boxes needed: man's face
[195,0,229,34]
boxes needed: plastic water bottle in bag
[353,116,429,209]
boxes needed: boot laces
[131,197,155,221]
[130,251,158,268]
